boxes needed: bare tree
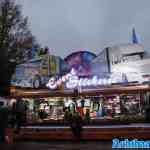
[0,0,38,95]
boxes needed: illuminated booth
[10,70,150,125]
[10,50,150,125]
[9,81,150,141]
[8,47,150,140]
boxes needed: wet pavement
[0,141,112,150]
[0,141,146,150]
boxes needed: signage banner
[46,68,129,90]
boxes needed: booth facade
[10,48,150,140]
[9,84,150,140]
[10,84,150,126]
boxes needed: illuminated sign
[46,68,121,89]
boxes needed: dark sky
[17,0,150,58]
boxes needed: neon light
[46,68,115,89]
[46,77,57,89]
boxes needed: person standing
[70,112,83,140]
[0,99,8,143]
[15,99,27,129]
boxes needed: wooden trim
[18,125,150,140]
[10,84,150,98]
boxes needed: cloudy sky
[17,0,150,58]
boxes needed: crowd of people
[0,97,89,142]
[0,97,27,143]
[1,96,150,142]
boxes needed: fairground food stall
[9,49,150,125]
[10,82,150,126]
[8,48,150,140]
[9,67,150,140]
[9,65,150,125]
[9,84,150,140]
[9,58,150,140]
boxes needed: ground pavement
[0,141,146,150]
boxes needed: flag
[132,28,138,44]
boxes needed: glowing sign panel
[46,69,117,89]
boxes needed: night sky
[17,0,150,58]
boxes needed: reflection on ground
[0,140,147,150]
[0,141,112,150]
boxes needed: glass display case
[9,84,150,125]
[11,92,147,125]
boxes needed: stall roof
[10,84,150,98]
[109,44,144,55]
